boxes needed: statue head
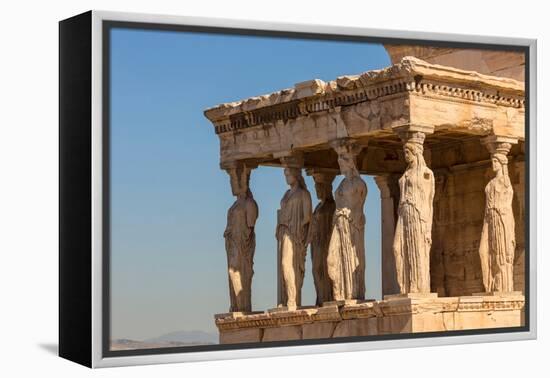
[404,141,425,168]
[337,152,357,178]
[491,153,508,173]
[332,141,362,178]
[311,172,335,201]
[284,167,306,189]
[485,141,511,181]
[228,165,251,197]
[284,167,297,186]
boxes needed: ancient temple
[203,45,526,344]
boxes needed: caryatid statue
[327,139,367,301]
[392,130,435,294]
[479,137,517,292]
[223,161,258,312]
[307,169,337,306]
[276,155,312,309]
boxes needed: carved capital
[393,124,434,144]
[278,151,304,168]
[220,160,258,171]
[306,168,338,184]
[327,106,350,139]
[481,135,518,156]
[329,138,366,158]
[221,160,257,197]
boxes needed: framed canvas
[59,10,537,368]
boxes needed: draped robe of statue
[276,186,312,307]
[327,176,367,300]
[479,175,515,292]
[309,197,336,305]
[393,161,435,294]
[224,193,258,312]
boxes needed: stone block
[412,312,446,333]
[366,317,379,335]
[472,291,523,298]
[219,328,262,344]
[262,325,302,342]
[389,314,413,334]
[332,318,375,338]
[453,310,522,330]
[384,292,438,300]
[302,322,336,340]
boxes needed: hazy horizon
[109,27,390,342]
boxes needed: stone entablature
[205,58,522,124]
[215,294,524,343]
[204,57,524,166]
[204,57,524,129]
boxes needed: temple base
[322,299,376,307]
[383,292,439,300]
[267,305,317,313]
[214,294,525,344]
[471,291,523,297]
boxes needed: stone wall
[431,166,488,296]
[510,159,526,292]
[429,141,526,296]
[215,294,525,344]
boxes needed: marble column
[392,125,435,295]
[430,171,450,297]
[327,138,368,301]
[374,175,400,296]
[276,153,312,309]
[222,161,258,312]
[306,168,337,305]
[479,135,518,293]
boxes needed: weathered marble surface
[393,128,435,294]
[327,139,367,301]
[307,169,337,305]
[384,45,525,81]
[223,162,258,312]
[276,155,312,308]
[479,137,517,292]
[215,294,525,344]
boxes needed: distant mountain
[110,330,219,351]
[145,330,218,345]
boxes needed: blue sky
[109,27,391,341]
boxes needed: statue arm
[357,179,367,226]
[223,206,233,238]
[301,192,312,245]
[504,169,512,188]
[479,219,490,291]
[362,178,368,198]
[276,190,288,238]
[306,222,313,245]
[246,199,258,229]
[427,170,435,238]
[302,191,312,226]
[506,204,516,264]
